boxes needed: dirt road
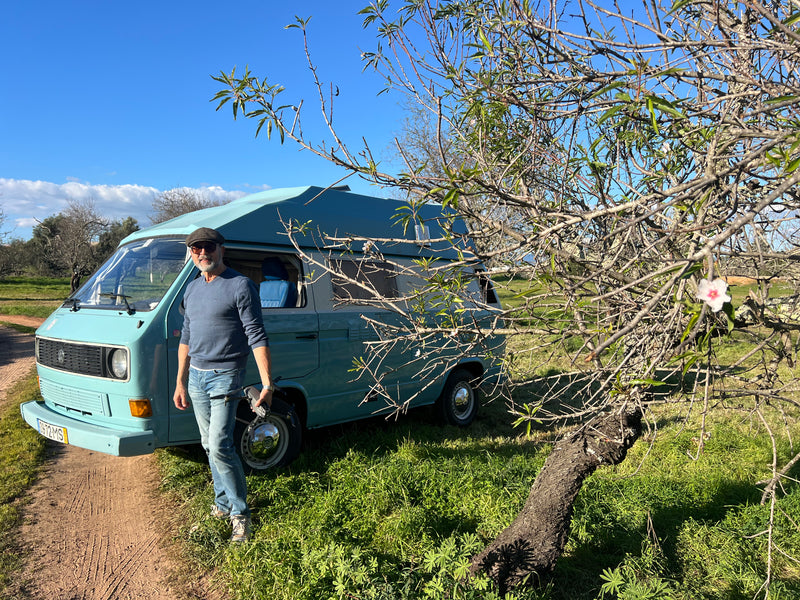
[1,317,222,600]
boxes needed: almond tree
[213,0,800,593]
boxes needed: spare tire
[233,392,302,473]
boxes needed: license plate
[37,419,69,444]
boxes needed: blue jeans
[188,366,250,518]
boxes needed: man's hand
[173,382,190,410]
[174,343,191,410]
[255,385,273,410]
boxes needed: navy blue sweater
[180,268,269,370]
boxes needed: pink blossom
[697,278,731,312]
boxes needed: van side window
[222,250,303,308]
[332,260,398,301]
[259,256,298,308]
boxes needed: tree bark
[469,406,643,593]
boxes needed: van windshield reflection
[65,238,189,313]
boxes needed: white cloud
[0,178,248,240]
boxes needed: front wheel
[436,368,479,427]
[234,395,302,473]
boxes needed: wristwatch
[265,384,275,392]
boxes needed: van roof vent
[415,223,431,246]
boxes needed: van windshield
[66,238,189,313]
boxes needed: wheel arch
[450,360,484,383]
[276,384,308,429]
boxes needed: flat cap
[186,227,225,247]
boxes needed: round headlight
[108,348,128,379]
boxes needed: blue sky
[0,0,403,240]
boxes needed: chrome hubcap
[453,384,473,417]
[243,418,287,466]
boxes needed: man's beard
[197,257,220,273]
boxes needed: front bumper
[20,400,156,456]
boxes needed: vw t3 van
[21,186,504,471]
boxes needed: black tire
[234,394,302,473]
[436,368,479,427]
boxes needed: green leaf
[669,0,693,15]
[598,104,625,125]
[681,311,700,343]
[628,378,666,387]
[478,28,492,53]
[680,262,705,279]
[590,81,627,99]
[766,94,798,104]
[646,97,660,135]
[615,91,633,102]
[648,95,687,119]
[783,12,800,29]
[723,302,735,333]
[442,188,459,208]
[682,354,699,376]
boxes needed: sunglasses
[190,242,218,254]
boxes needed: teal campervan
[20,186,505,471]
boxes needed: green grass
[0,372,47,594]
[0,276,70,319]
[155,394,800,600]
[148,274,800,599]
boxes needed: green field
[2,276,799,599]
[0,276,70,319]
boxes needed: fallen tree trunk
[469,405,643,593]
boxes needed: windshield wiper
[100,293,136,315]
[62,297,80,312]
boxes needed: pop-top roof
[122,186,473,259]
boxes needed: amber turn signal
[129,399,153,418]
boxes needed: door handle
[296,334,318,340]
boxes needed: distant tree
[97,216,139,261]
[28,214,67,277]
[0,238,29,277]
[32,199,109,288]
[150,187,226,224]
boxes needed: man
[173,227,273,543]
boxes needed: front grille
[37,337,104,377]
[38,378,106,416]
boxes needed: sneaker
[210,504,229,519]
[230,515,251,543]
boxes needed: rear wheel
[234,394,302,473]
[436,368,479,427]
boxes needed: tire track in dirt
[1,320,224,600]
